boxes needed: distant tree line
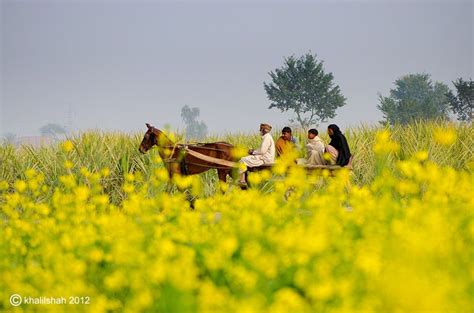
[446,78,473,122]
[2,123,67,144]
[264,52,473,127]
[378,74,473,125]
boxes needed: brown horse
[139,123,236,182]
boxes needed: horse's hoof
[238,182,248,190]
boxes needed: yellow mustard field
[0,125,473,312]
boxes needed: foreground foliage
[0,126,473,312]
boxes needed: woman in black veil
[326,124,351,166]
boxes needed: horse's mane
[150,128,233,148]
[148,127,234,153]
[150,127,174,145]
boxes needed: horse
[139,123,237,182]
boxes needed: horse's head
[139,123,157,154]
[139,123,173,154]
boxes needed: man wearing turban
[239,123,275,185]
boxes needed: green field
[1,121,472,202]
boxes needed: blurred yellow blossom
[62,140,74,152]
[414,150,429,161]
[100,168,110,177]
[14,180,27,193]
[433,127,457,146]
[64,160,74,169]
[0,181,9,191]
[373,130,400,155]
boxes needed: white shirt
[253,132,275,164]
[307,136,325,155]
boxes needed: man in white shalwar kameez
[298,129,326,166]
[239,123,275,184]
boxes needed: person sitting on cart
[305,128,326,165]
[238,123,275,185]
[275,126,297,157]
[325,124,351,166]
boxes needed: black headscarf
[328,124,351,166]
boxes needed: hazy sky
[1,0,472,137]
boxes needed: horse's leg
[165,168,174,193]
[170,176,195,209]
[217,169,228,183]
[218,169,234,193]
[183,188,196,210]
[165,182,173,194]
[227,166,239,183]
[170,168,196,209]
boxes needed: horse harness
[162,143,236,174]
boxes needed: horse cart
[139,124,353,189]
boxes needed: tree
[39,123,67,139]
[378,73,450,125]
[446,78,473,122]
[2,132,16,144]
[264,53,346,129]
[181,105,208,140]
